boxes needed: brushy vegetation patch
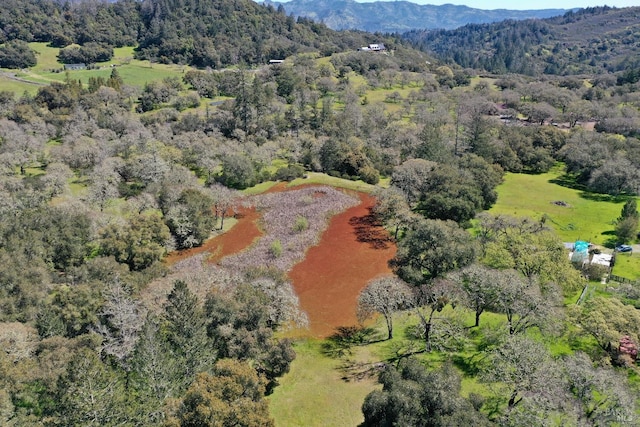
[221,186,358,272]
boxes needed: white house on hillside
[359,43,386,52]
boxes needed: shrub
[358,165,380,185]
[270,239,283,258]
[216,154,257,190]
[293,216,308,233]
[274,164,305,182]
[582,263,608,282]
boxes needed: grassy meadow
[488,164,627,246]
[0,43,192,93]
[487,165,640,280]
[612,251,640,280]
[268,339,379,427]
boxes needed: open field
[612,251,640,281]
[488,165,640,280]
[488,165,628,246]
[288,192,396,337]
[0,43,193,92]
[170,177,396,337]
[267,339,378,427]
[0,74,44,95]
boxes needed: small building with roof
[358,43,386,52]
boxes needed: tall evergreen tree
[164,281,215,387]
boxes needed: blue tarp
[571,240,589,263]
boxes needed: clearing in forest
[288,192,396,337]
[160,183,396,337]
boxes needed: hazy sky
[353,0,639,10]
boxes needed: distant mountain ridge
[261,0,568,32]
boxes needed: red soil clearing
[288,193,397,338]
[164,207,262,265]
[164,184,397,339]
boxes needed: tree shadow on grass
[320,326,381,359]
[549,173,631,203]
[348,207,393,250]
[578,191,629,204]
[548,173,586,191]
[321,325,391,382]
[451,353,486,377]
[337,359,386,382]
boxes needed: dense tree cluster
[0,40,37,69]
[361,359,491,426]
[58,42,114,64]
[0,0,400,69]
[0,0,140,47]
[404,6,640,76]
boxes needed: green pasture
[16,42,191,90]
[489,165,640,280]
[0,75,44,96]
[268,339,378,427]
[488,165,629,246]
[43,61,188,89]
[612,252,640,281]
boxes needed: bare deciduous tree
[357,275,413,339]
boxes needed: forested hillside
[265,0,567,33]
[404,6,640,76]
[1,0,640,426]
[0,0,383,68]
